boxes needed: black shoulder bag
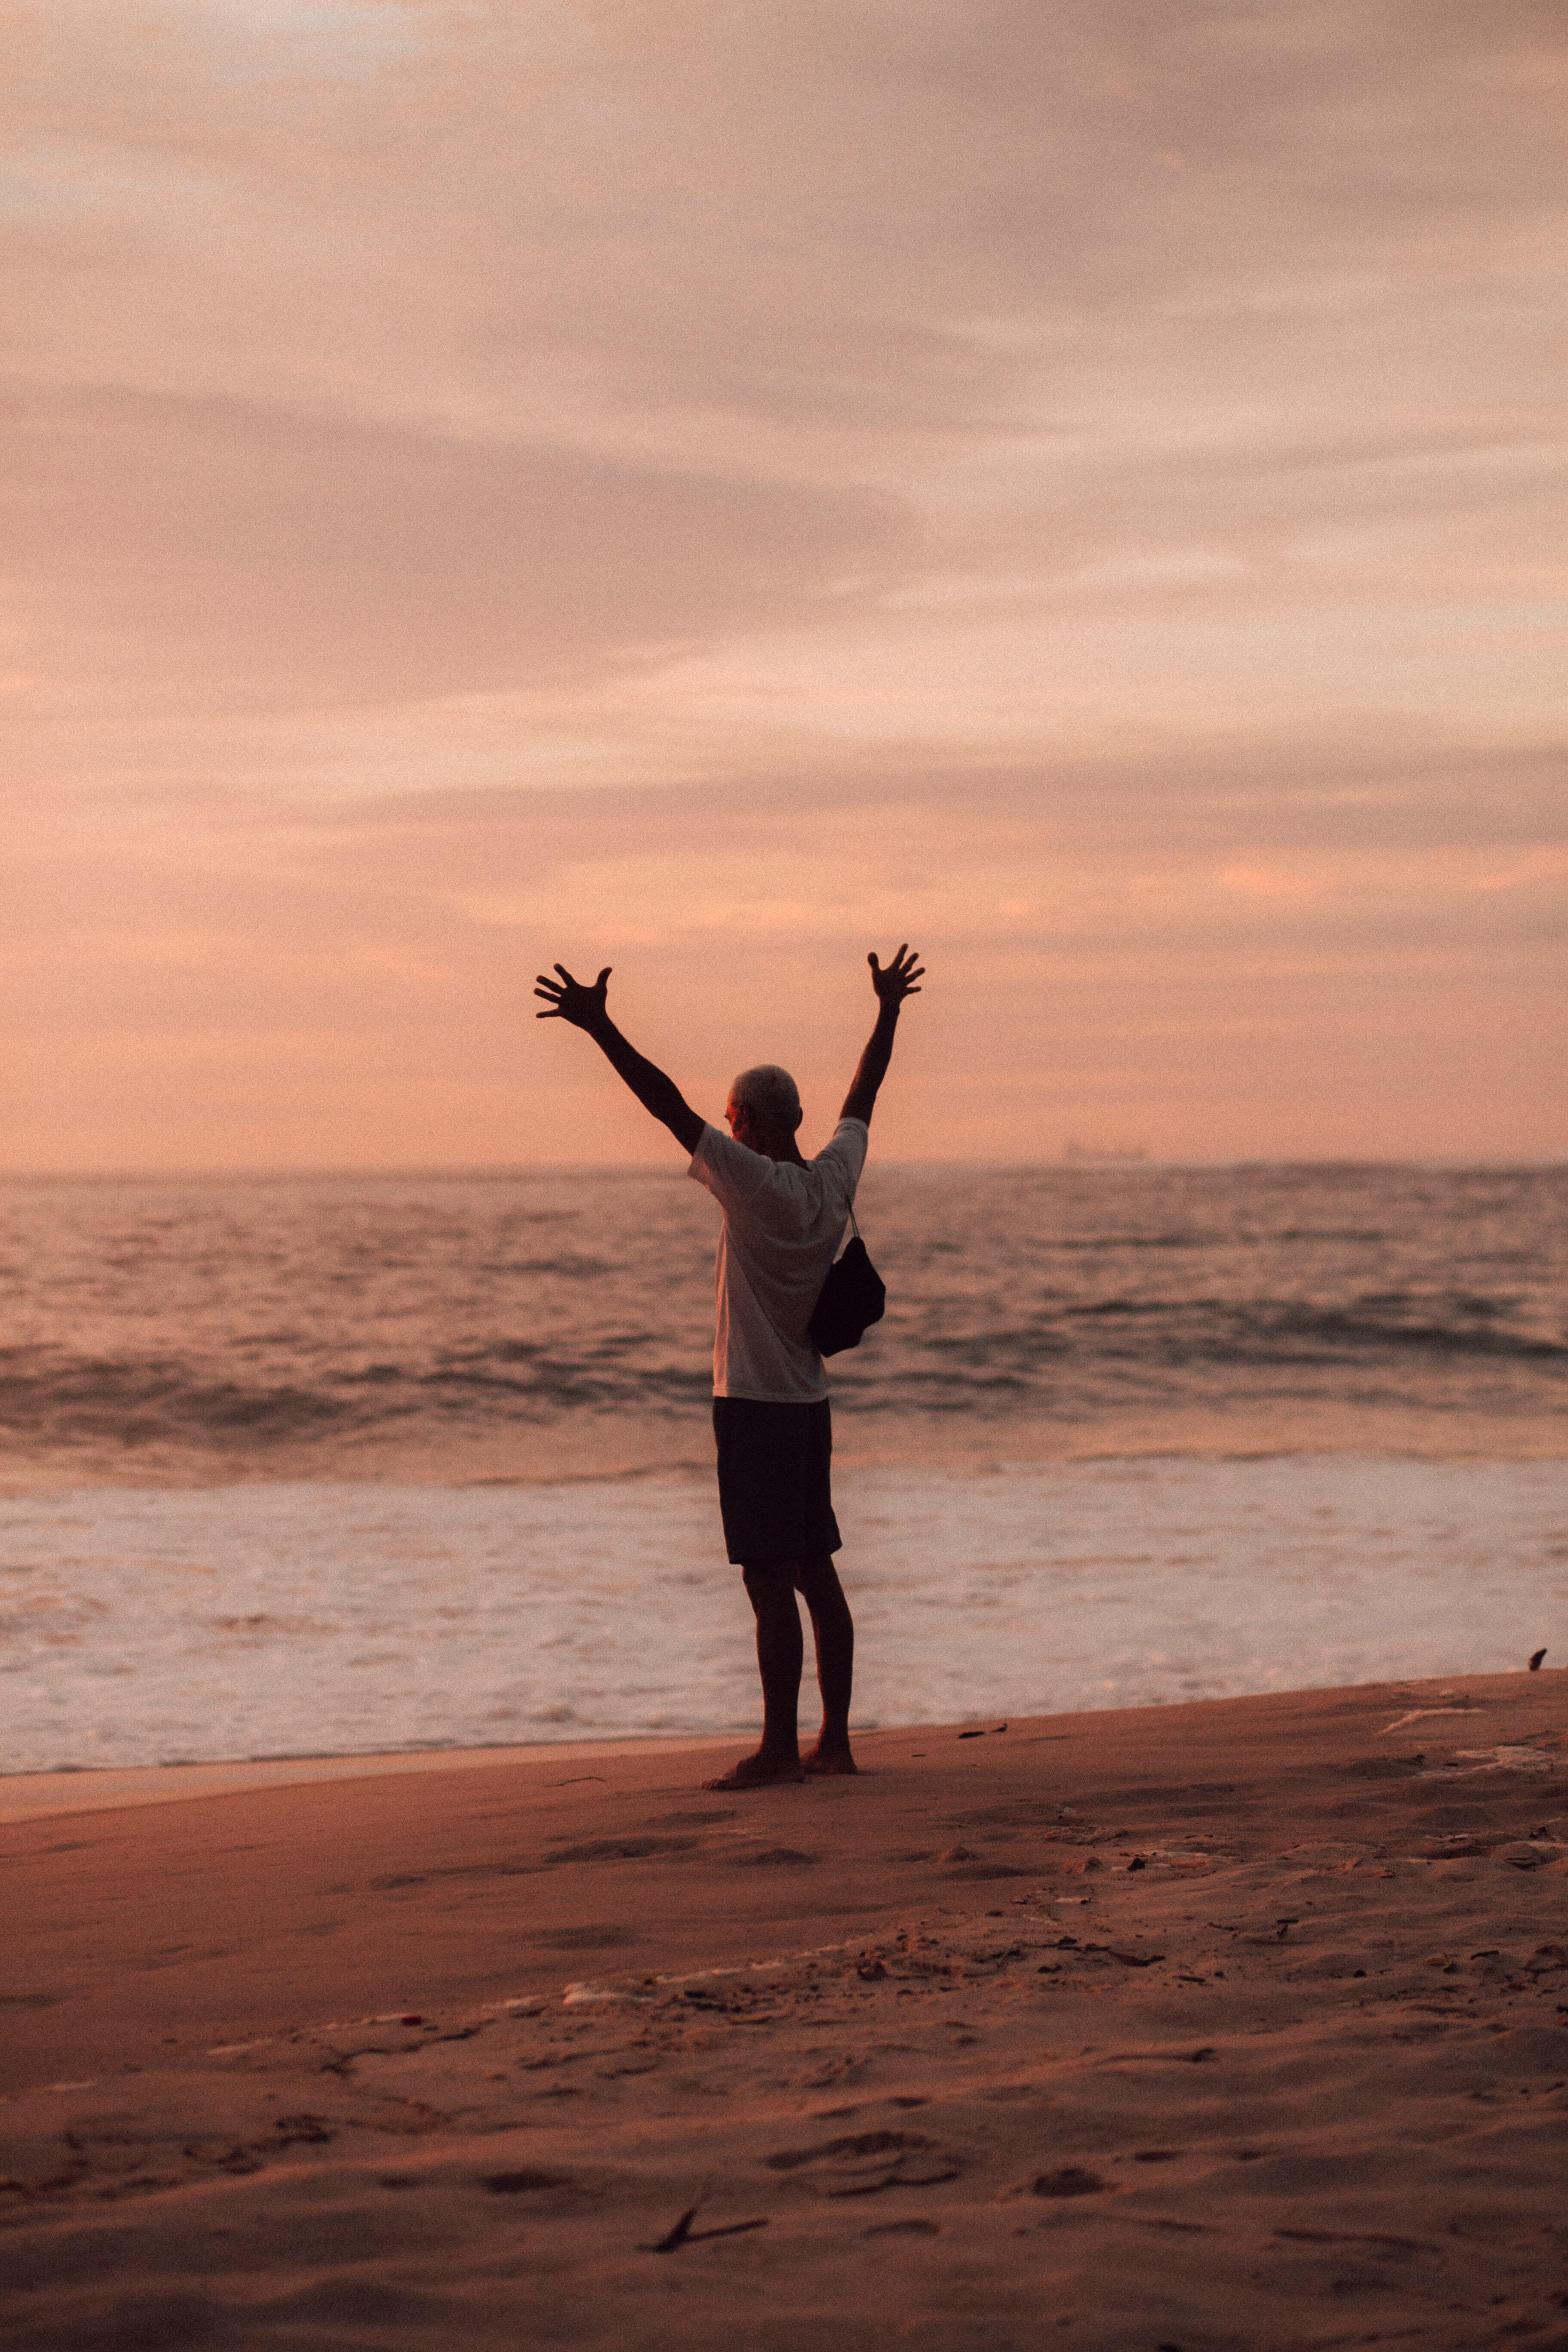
[808,1207,886,1358]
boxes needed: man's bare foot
[701,1749,806,1791]
[802,1743,858,1776]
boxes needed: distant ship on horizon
[1061,1138,1150,1163]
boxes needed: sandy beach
[3,1669,1566,2351]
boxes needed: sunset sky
[4,0,1563,1168]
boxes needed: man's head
[726,1063,802,1157]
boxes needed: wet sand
[3,1671,1566,2350]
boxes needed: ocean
[2,1164,1564,1773]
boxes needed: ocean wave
[0,1348,714,1452]
[1265,1308,1566,1361]
[0,1293,1559,1461]
[0,1164,1561,1471]
[1023,1301,1568,1362]
[0,1358,348,1441]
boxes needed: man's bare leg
[794,1553,857,1776]
[702,1562,807,1790]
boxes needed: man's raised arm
[534,964,705,1155]
[840,943,924,1127]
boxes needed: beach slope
[3,1671,1566,2350]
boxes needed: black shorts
[711,1397,842,1567]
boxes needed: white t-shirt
[687,1118,870,1402]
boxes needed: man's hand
[533,958,704,1154]
[534,963,611,1031]
[869,943,924,1008]
[842,943,924,1127]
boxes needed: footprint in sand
[766,2129,961,2196]
[546,1836,703,1864]
[1032,2166,1107,2198]
[273,2115,334,2147]
[528,1923,640,1953]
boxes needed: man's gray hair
[729,1063,801,1128]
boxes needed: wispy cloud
[0,0,1563,1161]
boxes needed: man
[533,944,924,1789]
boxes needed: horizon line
[0,1155,1563,1183]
